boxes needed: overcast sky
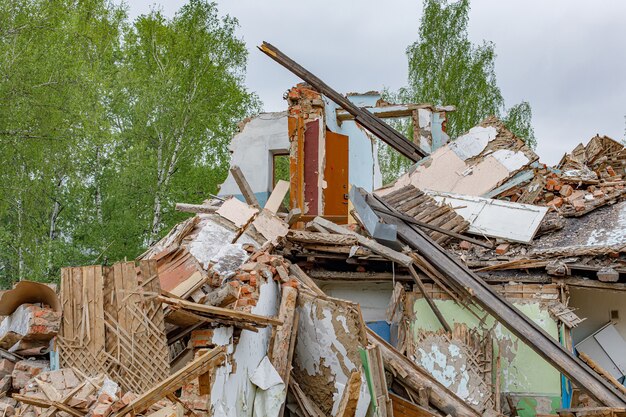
[127,1,626,164]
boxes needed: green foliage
[503,101,536,149]
[0,0,258,287]
[379,0,536,183]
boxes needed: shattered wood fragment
[288,230,359,246]
[579,352,626,396]
[312,216,413,266]
[335,371,361,417]
[270,286,298,383]
[390,393,438,417]
[289,377,326,417]
[360,345,392,417]
[12,394,86,417]
[230,165,260,208]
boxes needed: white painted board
[424,190,549,244]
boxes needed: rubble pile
[1,42,626,417]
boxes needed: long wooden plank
[311,216,413,267]
[158,295,282,328]
[230,165,260,208]
[258,42,427,161]
[113,347,227,417]
[361,187,626,407]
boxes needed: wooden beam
[175,203,219,214]
[230,165,260,208]
[112,347,227,417]
[361,187,626,407]
[258,42,427,161]
[368,331,480,417]
[288,230,358,246]
[371,205,493,249]
[158,295,282,328]
[579,352,626,396]
[311,216,413,267]
[408,264,451,332]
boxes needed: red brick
[236,297,257,307]
[559,184,573,197]
[495,243,510,255]
[547,197,563,208]
[567,190,585,202]
[282,279,299,289]
[190,329,214,348]
[593,190,605,198]
[572,198,586,211]
[607,166,617,177]
[0,359,15,378]
[92,401,113,417]
[459,241,472,251]
[12,359,49,389]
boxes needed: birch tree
[379,0,536,183]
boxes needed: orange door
[324,130,349,220]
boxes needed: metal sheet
[425,190,548,244]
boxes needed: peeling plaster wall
[209,278,281,417]
[324,95,383,191]
[293,294,372,417]
[409,297,561,417]
[219,112,290,207]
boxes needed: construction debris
[3,43,626,417]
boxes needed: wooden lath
[58,261,170,394]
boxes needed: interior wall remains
[219,112,289,206]
[569,286,626,343]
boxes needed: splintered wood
[58,261,170,394]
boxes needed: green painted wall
[410,298,561,416]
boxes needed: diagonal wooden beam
[258,42,428,161]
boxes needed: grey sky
[127,0,626,164]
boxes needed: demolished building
[0,41,626,417]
